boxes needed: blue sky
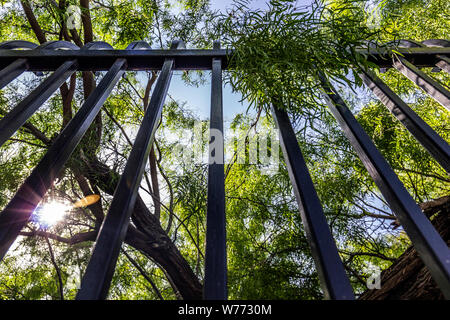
[167,72,247,123]
[210,0,313,11]
[166,0,268,123]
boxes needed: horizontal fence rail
[0,39,449,300]
[1,44,450,71]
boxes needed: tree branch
[20,0,75,133]
[80,0,93,43]
[20,0,47,44]
[142,73,161,220]
[341,250,397,262]
[121,249,164,300]
[43,235,65,300]
[19,230,97,245]
[73,171,104,223]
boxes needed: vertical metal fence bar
[204,41,227,300]
[76,41,183,300]
[359,68,450,173]
[0,58,126,260]
[319,75,450,299]
[271,105,355,300]
[0,59,28,90]
[0,42,37,87]
[393,56,450,110]
[0,59,78,147]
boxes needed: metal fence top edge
[0,42,448,71]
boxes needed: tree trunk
[125,227,202,300]
[17,0,202,300]
[78,156,203,299]
[359,196,450,300]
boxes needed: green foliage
[378,0,450,41]
[225,163,322,299]
[357,97,450,202]
[216,0,384,112]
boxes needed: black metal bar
[393,56,450,110]
[421,39,450,73]
[0,58,126,261]
[271,104,354,300]
[319,75,450,299]
[204,41,227,300]
[0,48,229,71]
[0,59,28,90]
[75,41,183,300]
[0,59,78,148]
[38,40,79,51]
[389,39,450,74]
[421,39,450,47]
[359,68,450,173]
[0,46,448,71]
[0,41,38,90]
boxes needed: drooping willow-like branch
[19,230,97,245]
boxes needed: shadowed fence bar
[415,39,450,74]
[393,56,450,111]
[0,39,448,299]
[0,41,38,89]
[204,41,227,300]
[0,53,127,260]
[319,74,450,299]
[435,58,450,74]
[76,40,183,300]
[358,68,450,173]
[0,58,28,90]
[0,59,77,147]
[271,104,355,300]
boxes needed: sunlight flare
[35,201,71,227]
[73,194,100,208]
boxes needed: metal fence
[0,38,449,300]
